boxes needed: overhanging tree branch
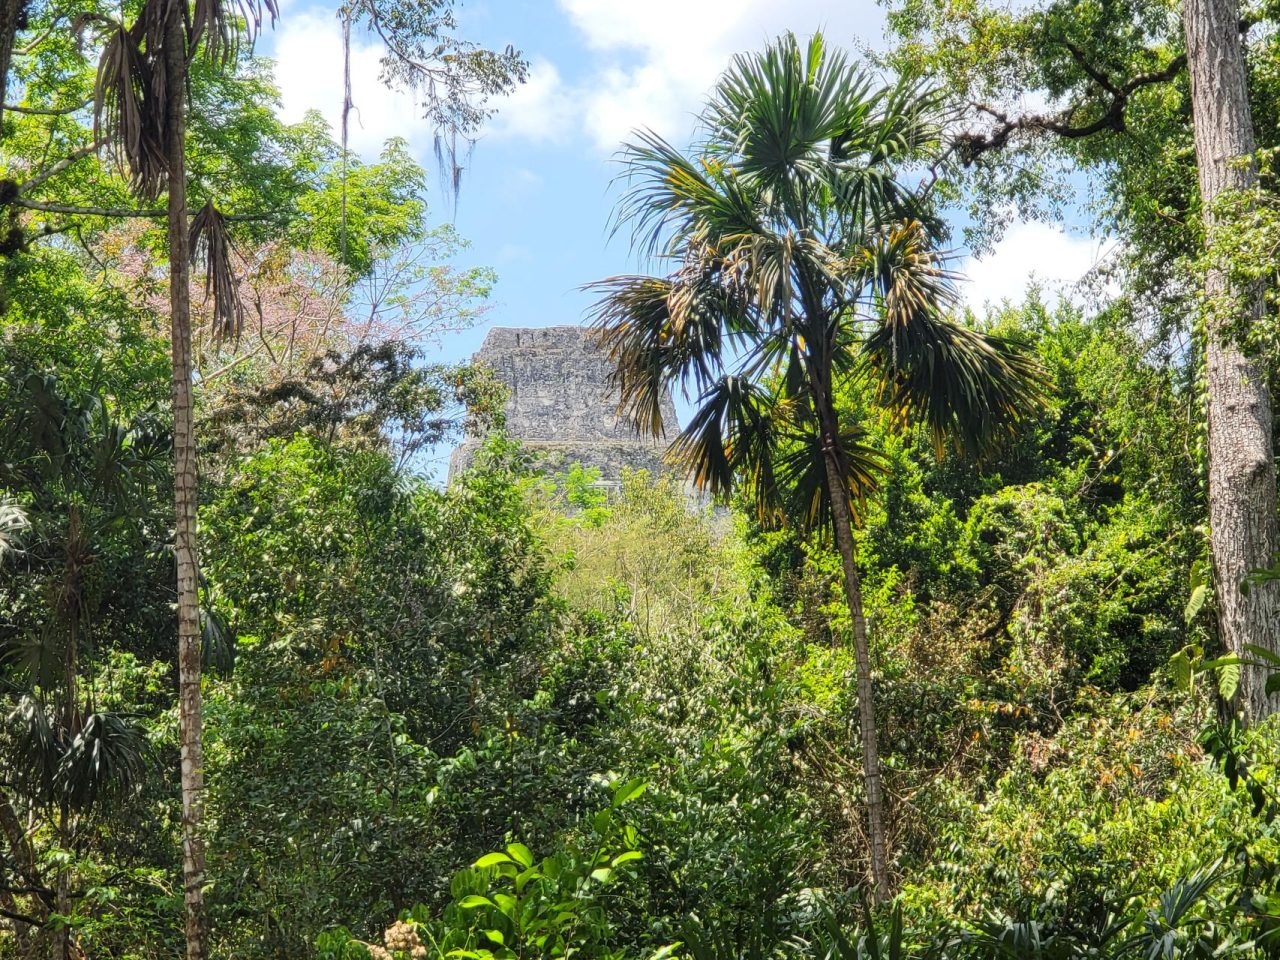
[17,139,103,194]
[10,197,166,217]
[6,195,281,221]
[953,52,1187,164]
[944,16,1256,169]
[2,97,91,116]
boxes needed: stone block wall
[447,325,678,487]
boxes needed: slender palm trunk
[1184,0,1280,719]
[163,2,209,955]
[818,425,890,902]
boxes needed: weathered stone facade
[447,325,678,486]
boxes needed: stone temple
[447,326,678,486]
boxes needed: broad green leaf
[459,895,496,910]
[475,852,515,869]
[514,866,541,893]
[1170,650,1193,693]
[506,842,534,868]
[612,777,647,808]
[611,850,643,866]
[1219,661,1241,702]
[1184,583,1208,624]
[494,893,518,918]
[1245,644,1280,667]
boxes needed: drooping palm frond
[83,0,278,199]
[665,375,883,529]
[0,499,29,561]
[862,312,1050,459]
[78,13,168,199]
[588,245,762,435]
[590,276,708,436]
[8,696,61,803]
[190,199,245,341]
[189,0,278,65]
[667,375,779,499]
[200,605,236,677]
[771,419,885,534]
[56,711,150,809]
[854,218,1045,458]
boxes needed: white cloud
[486,59,576,143]
[543,0,883,152]
[960,222,1114,311]
[272,3,889,158]
[271,11,428,158]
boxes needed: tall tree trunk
[1184,0,1280,719]
[819,431,890,902]
[162,2,209,955]
[0,0,26,133]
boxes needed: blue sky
[256,0,1112,476]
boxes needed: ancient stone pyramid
[447,325,678,486]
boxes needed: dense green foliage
[6,265,1272,955]
[2,3,1280,957]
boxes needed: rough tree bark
[162,0,209,954]
[1184,0,1280,719]
[0,0,26,131]
[819,423,890,903]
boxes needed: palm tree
[82,0,275,954]
[0,369,163,958]
[589,33,1047,901]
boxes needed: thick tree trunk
[163,2,209,956]
[1184,0,1280,719]
[819,433,890,902]
[0,0,26,133]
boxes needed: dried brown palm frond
[81,0,278,200]
[189,199,244,341]
[77,13,168,199]
[189,0,278,65]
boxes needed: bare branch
[2,97,91,115]
[16,139,104,194]
[952,52,1187,165]
[10,197,166,217]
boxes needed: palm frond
[189,0,278,65]
[856,219,959,325]
[190,199,245,342]
[588,266,746,436]
[201,605,236,677]
[0,499,29,561]
[771,419,884,534]
[612,129,764,262]
[56,712,150,809]
[705,33,869,189]
[862,311,1050,459]
[8,696,61,803]
[78,13,168,200]
[667,376,779,499]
